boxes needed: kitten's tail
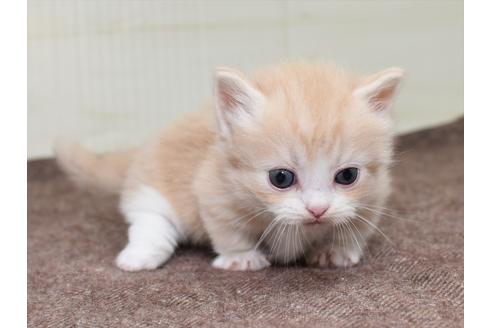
[53,140,136,194]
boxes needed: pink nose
[307,206,328,219]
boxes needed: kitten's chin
[304,216,352,226]
[280,217,329,226]
[303,221,324,226]
[280,218,322,226]
[302,218,326,226]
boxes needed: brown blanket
[28,118,464,327]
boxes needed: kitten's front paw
[212,250,271,271]
[116,245,170,272]
[330,248,361,268]
[308,248,362,268]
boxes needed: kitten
[55,63,403,271]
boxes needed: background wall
[28,0,463,159]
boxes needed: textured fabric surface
[27,119,464,327]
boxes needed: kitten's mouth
[303,219,325,226]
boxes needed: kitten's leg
[203,211,270,271]
[308,219,372,268]
[116,186,184,271]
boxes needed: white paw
[212,250,271,271]
[308,248,362,268]
[116,246,171,272]
[307,251,330,268]
[330,248,361,268]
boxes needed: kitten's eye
[268,169,295,189]
[334,167,359,185]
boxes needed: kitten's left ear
[214,67,265,137]
[353,67,404,115]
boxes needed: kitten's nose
[306,205,329,219]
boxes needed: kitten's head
[214,63,403,226]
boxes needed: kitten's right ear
[353,67,404,116]
[214,67,265,136]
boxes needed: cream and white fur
[55,63,403,271]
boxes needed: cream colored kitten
[55,63,403,271]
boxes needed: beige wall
[28,0,463,158]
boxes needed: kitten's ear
[214,67,265,136]
[353,67,404,115]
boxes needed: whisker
[330,224,335,254]
[284,224,291,264]
[271,221,287,259]
[254,216,280,251]
[342,223,349,254]
[347,219,365,250]
[355,202,417,223]
[345,221,363,255]
[354,214,394,246]
[244,209,269,225]
[290,224,296,263]
[340,223,349,272]
[361,206,418,223]
[271,222,284,257]
[357,202,402,215]
[300,224,312,249]
[294,224,304,265]
[291,225,297,265]
[336,223,342,252]
[288,224,295,264]
[348,218,377,261]
[295,225,303,263]
[225,208,265,229]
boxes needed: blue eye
[269,169,295,189]
[334,167,359,185]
